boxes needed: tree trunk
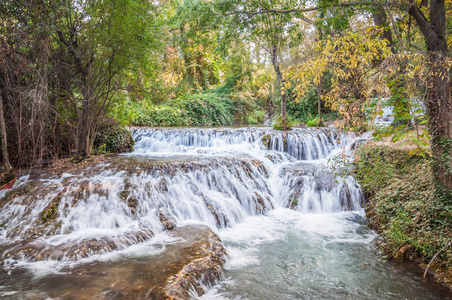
[372,7,394,52]
[255,41,261,64]
[77,92,91,159]
[427,53,452,194]
[409,0,452,197]
[270,43,288,129]
[0,92,12,172]
[316,82,324,126]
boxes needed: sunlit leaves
[289,27,391,128]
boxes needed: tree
[215,0,313,130]
[0,0,55,168]
[405,0,452,197]
[51,0,161,159]
[171,1,221,92]
[247,0,452,197]
[290,29,391,128]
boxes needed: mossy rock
[41,195,62,223]
[261,134,271,149]
[288,197,298,210]
[119,190,131,201]
[94,124,134,154]
[1,183,35,208]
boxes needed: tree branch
[232,1,389,16]
[407,1,440,51]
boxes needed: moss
[119,190,131,201]
[355,145,452,287]
[288,197,298,210]
[282,134,288,152]
[261,134,271,149]
[273,116,293,131]
[306,117,323,127]
[40,195,62,223]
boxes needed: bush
[132,105,187,127]
[273,115,294,131]
[130,92,257,127]
[93,124,134,154]
[306,117,324,127]
[246,110,265,125]
[178,93,234,126]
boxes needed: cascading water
[0,127,450,299]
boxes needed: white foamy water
[0,127,449,299]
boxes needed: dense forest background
[1,0,452,200]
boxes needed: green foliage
[133,105,188,127]
[131,92,256,127]
[179,93,234,126]
[247,110,266,125]
[124,73,260,127]
[273,116,294,131]
[286,71,335,124]
[306,117,323,127]
[355,146,452,275]
[93,125,134,154]
[287,86,318,123]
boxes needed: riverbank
[354,143,452,289]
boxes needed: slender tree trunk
[255,41,261,64]
[0,92,12,172]
[77,90,91,159]
[316,84,323,126]
[270,43,287,129]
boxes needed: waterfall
[0,127,363,267]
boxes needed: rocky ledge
[159,226,226,299]
[0,225,226,300]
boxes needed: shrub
[273,115,294,131]
[246,110,265,125]
[93,124,134,154]
[132,105,187,127]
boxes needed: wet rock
[1,229,154,262]
[119,190,131,201]
[0,183,37,208]
[40,194,62,223]
[287,197,298,210]
[394,244,414,261]
[254,193,267,213]
[159,211,176,230]
[203,200,229,227]
[0,225,226,300]
[158,179,168,192]
[162,226,226,299]
[261,134,271,149]
[128,196,139,214]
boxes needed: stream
[0,127,450,299]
